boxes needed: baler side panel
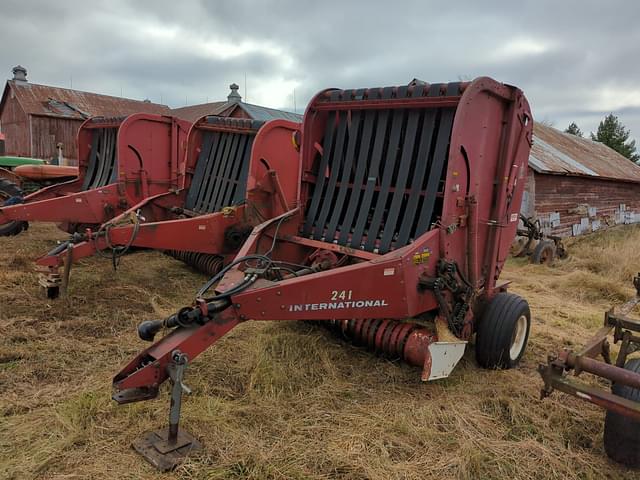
[442,78,532,291]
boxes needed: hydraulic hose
[137,297,233,341]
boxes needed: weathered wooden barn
[522,123,640,237]
[0,66,170,163]
[171,83,302,123]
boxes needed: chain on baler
[419,259,474,337]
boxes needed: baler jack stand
[132,350,201,472]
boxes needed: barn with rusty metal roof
[0,66,170,163]
[521,123,640,237]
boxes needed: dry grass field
[1,223,640,479]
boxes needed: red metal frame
[113,77,533,401]
[34,118,301,276]
[0,114,190,233]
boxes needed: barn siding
[0,90,30,157]
[529,171,640,237]
[30,115,83,164]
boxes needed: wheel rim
[510,315,528,360]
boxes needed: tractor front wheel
[476,292,531,369]
[603,358,640,467]
[0,178,28,236]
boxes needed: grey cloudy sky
[2,0,639,143]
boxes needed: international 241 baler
[35,116,301,289]
[112,77,534,470]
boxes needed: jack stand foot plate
[132,428,202,472]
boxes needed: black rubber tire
[0,178,28,236]
[476,292,531,369]
[603,358,640,468]
[531,240,556,265]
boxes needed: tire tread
[476,292,530,369]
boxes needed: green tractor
[0,133,78,235]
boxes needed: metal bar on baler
[218,134,249,208]
[337,105,376,245]
[302,90,340,236]
[81,129,101,191]
[379,85,425,253]
[313,110,348,240]
[314,95,460,111]
[324,89,365,242]
[210,133,240,212]
[364,86,408,251]
[349,86,394,248]
[183,131,216,211]
[95,128,113,188]
[414,83,459,236]
[92,128,108,188]
[193,131,221,211]
[229,134,253,205]
[108,127,119,184]
[395,84,440,246]
[195,131,227,212]
[220,123,257,208]
[202,132,234,213]
[194,132,227,212]
[102,128,116,185]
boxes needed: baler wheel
[531,240,555,265]
[476,292,531,369]
[0,178,28,236]
[603,358,640,467]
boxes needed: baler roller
[317,318,436,368]
[165,250,224,277]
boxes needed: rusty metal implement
[539,275,640,466]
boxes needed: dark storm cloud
[1,0,639,141]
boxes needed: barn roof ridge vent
[228,83,242,103]
[12,65,27,82]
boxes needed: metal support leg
[60,243,73,297]
[132,350,202,471]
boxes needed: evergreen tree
[591,114,639,163]
[564,122,583,137]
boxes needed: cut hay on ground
[1,223,639,479]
